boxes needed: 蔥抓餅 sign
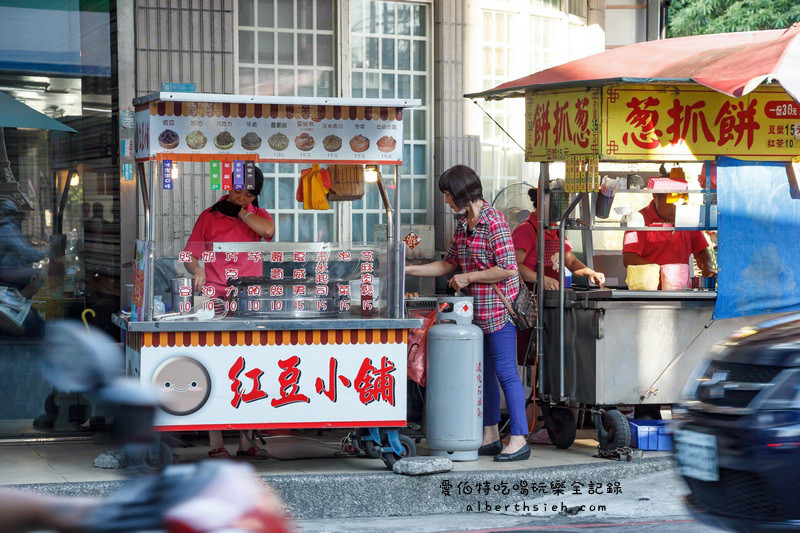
[524,84,800,162]
[605,84,800,161]
[130,329,407,430]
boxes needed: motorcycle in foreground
[9,321,292,532]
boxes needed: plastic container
[625,264,660,290]
[595,192,615,219]
[660,263,690,290]
[153,296,166,316]
[629,419,673,450]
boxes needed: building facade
[0,0,612,438]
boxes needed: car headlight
[682,359,712,401]
[758,369,800,410]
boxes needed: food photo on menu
[186,130,207,150]
[295,133,315,151]
[377,135,396,153]
[322,134,342,152]
[349,134,369,152]
[241,132,261,150]
[268,132,289,151]
[158,129,179,149]
[214,131,235,150]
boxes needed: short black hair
[527,187,538,209]
[438,165,483,208]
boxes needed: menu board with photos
[135,101,405,164]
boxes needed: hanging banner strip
[162,160,173,190]
[209,160,221,190]
[245,160,255,190]
[221,161,233,190]
[233,160,244,190]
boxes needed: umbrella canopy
[0,91,77,132]
[466,25,800,102]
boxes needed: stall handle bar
[536,164,549,398]
[558,192,586,399]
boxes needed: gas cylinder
[426,296,484,461]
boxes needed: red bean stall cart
[113,92,423,469]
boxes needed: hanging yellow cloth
[295,164,332,210]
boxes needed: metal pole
[136,162,150,239]
[393,165,402,319]
[143,160,156,321]
[537,163,548,398]
[558,192,585,399]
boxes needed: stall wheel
[381,434,416,469]
[127,439,174,473]
[357,429,382,459]
[363,439,382,459]
[545,407,577,449]
[597,410,631,451]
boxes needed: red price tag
[221,161,233,191]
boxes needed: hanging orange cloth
[295,164,332,210]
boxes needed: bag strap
[491,283,517,319]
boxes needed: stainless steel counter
[568,289,717,301]
[112,313,423,332]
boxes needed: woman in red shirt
[406,165,529,461]
[512,187,605,291]
[184,168,275,459]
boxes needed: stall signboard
[603,84,800,161]
[129,330,407,429]
[135,101,404,164]
[524,88,601,161]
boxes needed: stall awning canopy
[0,90,77,132]
[466,24,800,102]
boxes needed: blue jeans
[483,321,527,436]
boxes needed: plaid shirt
[444,201,519,333]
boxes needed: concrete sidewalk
[0,430,674,520]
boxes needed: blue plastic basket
[628,419,673,451]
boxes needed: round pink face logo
[152,356,211,416]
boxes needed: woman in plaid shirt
[406,165,530,462]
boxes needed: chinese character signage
[134,101,405,165]
[525,88,600,162]
[604,84,800,161]
[135,329,407,428]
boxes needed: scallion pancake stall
[466,27,800,454]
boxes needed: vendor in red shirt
[184,168,275,295]
[512,187,605,291]
[622,190,715,276]
[184,167,275,459]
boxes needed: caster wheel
[598,410,631,451]
[381,435,416,469]
[545,407,577,449]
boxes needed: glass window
[258,0,274,26]
[239,30,255,63]
[0,1,117,438]
[476,4,585,200]
[239,0,255,25]
[350,1,432,238]
[237,0,336,242]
